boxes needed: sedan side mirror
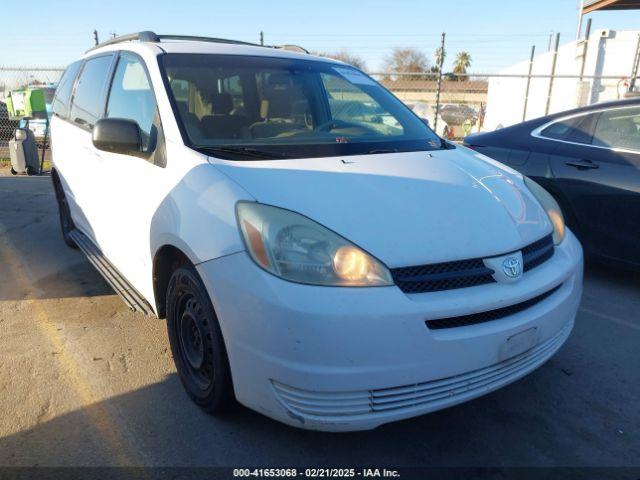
[92,118,143,157]
[421,118,431,127]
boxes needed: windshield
[161,54,443,159]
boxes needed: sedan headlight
[524,177,565,245]
[236,202,393,286]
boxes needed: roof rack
[86,31,307,54]
[275,44,310,54]
[86,31,159,52]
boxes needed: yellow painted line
[0,230,143,466]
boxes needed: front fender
[149,162,254,265]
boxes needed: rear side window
[106,53,157,150]
[51,61,82,119]
[539,113,597,145]
[70,55,114,129]
[540,116,583,140]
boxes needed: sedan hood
[210,148,552,268]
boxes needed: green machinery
[5,87,49,175]
[5,88,47,119]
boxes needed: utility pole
[260,31,264,46]
[547,30,553,51]
[576,0,585,40]
[545,33,561,115]
[93,29,99,46]
[630,34,640,93]
[522,45,536,121]
[579,18,592,81]
[433,32,446,132]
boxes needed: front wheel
[166,266,234,413]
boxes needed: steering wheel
[314,119,354,132]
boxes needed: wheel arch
[152,244,193,319]
[51,167,62,192]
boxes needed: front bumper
[197,230,583,431]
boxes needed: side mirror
[92,118,143,157]
[421,118,430,127]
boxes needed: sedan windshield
[161,53,444,159]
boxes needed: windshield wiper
[440,138,455,149]
[198,146,292,160]
[367,148,398,154]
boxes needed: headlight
[236,202,393,286]
[524,177,565,245]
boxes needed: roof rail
[86,31,308,55]
[157,35,259,47]
[275,44,310,54]
[86,31,159,52]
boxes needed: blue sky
[4,0,640,72]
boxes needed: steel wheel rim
[177,292,214,392]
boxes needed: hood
[210,148,552,268]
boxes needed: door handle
[565,159,599,170]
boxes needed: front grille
[271,323,571,419]
[390,234,554,294]
[523,234,554,272]
[391,258,495,293]
[425,284,562,330]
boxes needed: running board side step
[69,229,155,316]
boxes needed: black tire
[10,167,17,175]
[52,175,78,249]
[166,265,234,413]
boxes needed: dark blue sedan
[464,98,640,269]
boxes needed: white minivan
[50,32,583,431]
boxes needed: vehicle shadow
[0,370,556,467]
[0,175,113,301]
[2,343,639,469]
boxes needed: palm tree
[453,51,472,81]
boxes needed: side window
[69,55,114,129]
[540,116,584,141]
[106,53,157,150]
[51,61,82,119]
[592,107,640,151]
[566,113,597,144]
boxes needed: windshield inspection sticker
[333,67,377,86]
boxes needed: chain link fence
[0,67,64,165]
[1,65,638,169]
[371,71,639,140]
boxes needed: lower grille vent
[425,284,562,330]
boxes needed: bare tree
[315,50,367,70]
[383,47,430,75]
[431,46,446,73]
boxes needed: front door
[93,52,170,300]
